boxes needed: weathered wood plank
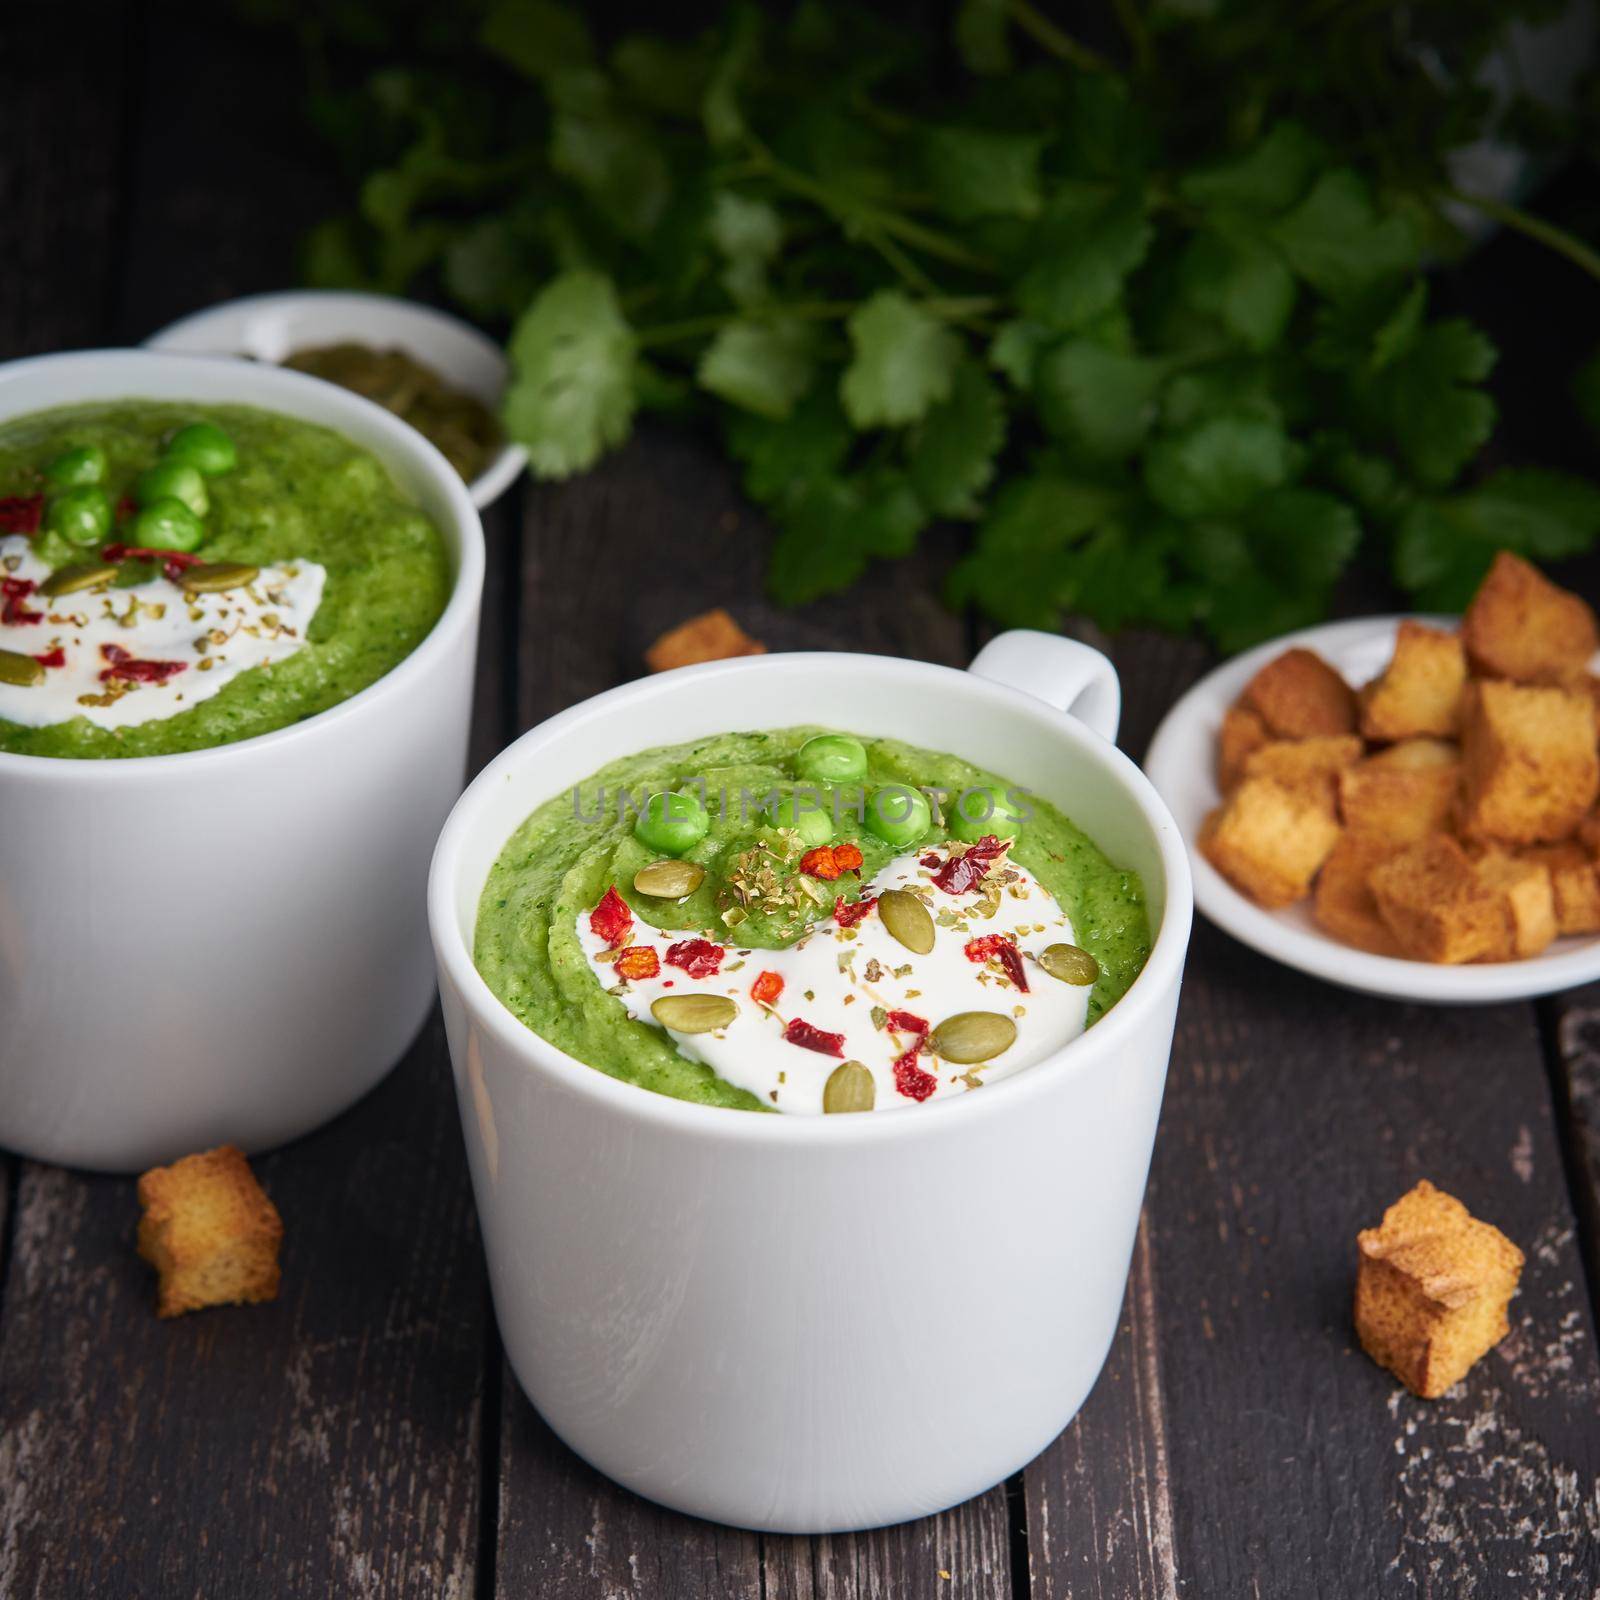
[1548,983,1600,1319]
[497,422,1007,1598]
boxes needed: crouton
[1460,551,1598,686]
[1518,843,1600,935]
[137,1145,283,1318]
[1359,621,1468,741]
[1240,647,1358,738]
[1313,834,1403,955]
[1459,680,1599,844]
[1242,734,1364,814]
[1338,739,1461,845]
[1472,850,1557,959]
[644,608,766,672]
[1368,836,1506,963]
[1200,777,1342,908]
[1579,811,1600,857]
[1218,704,1271,792]
[1355,1180,1523,1399]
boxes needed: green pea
[45,486,112,548]
[769,792,834,848]
[865,784,933,848]
[947,784,1027,843]
[130,498,204,553]
[43,445,106,490]
[165,422,236,476]
[795,733,868,784]
[136,460,208,518]
[634,790,710,856]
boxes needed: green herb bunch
[297,0,1600,650]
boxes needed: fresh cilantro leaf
[1268,170,1418,300]
[1245,487,1361,587]
[703,4,760,148]
[1035,339,1164,461]
[548,71,671,238]
[1316,432,1410,524]
[611,35,709,119]
[988,319,1052,390]
[1058,75,1157,183]
[725,385,853,507]
[954,0,1011,75]
[1177,228,1297,352]
[908,359,1006,516]
[480,0,593,81]
[920,127,1046,222]
[1363,320,1496,488]
[1178,121,1324,215]
[503,270,636,477]
[708,190,783,305]
[1203,566,1332,653]
[1016,184,1152,331]
[1160,359,1283,432]
[696,320,816,420]
[840,292,962,428]
[767,469,928,602]
[1308,278,1426,373]
[1144,413,1292,517]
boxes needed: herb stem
[1443,189,1600,286]
[1004,0,1113,73]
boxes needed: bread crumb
[645,608,766,672]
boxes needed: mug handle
[967,629,1122,744]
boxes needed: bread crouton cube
[1200,777,1341,909]
[1459,680,1599,845]
[1355,1180,1523,1399]
[1368,836,1506,963]
[1471,850,1557,959]
[1579,811,1600,857]
[1358,621,1467,741]
[1313,834,1403,955]
[1240,647,1357,738]
[1519,843,1600,935]
[1218,704,1271,792]
[644,608,766,673]
[1338,739,1461,844]
[1461,551,1598,686]
[1242,735,1363,814]
[137,1145,283,1318]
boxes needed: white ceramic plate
[144,290,525,510]
[1144,613,1600,1004]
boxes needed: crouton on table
[1359,621,1467,741]
[1313,834,1402,956]
[1355,1180,1523,1399]
[1200,777,1342,908]
[1240,647,1358,739]
[1368,836,1507,963]
[1461,550,1598,686]
[1459,680,1599,844]
[1338,739,1461,845]
[137,1145,283,1318]
[644,608,766,672]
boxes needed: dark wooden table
[4,6,1599,1596]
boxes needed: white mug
[0,351,484,1172]
[430,634,1193,1533]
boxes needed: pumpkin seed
[0,648,44,688]
[181,562,260,593]
[878,888,935,955]
[39,562,115,597]
[932,1010,1017,1064]
[1038,943,1100,986]
[823,1060,875,1113]
[634,859,706,899]
[651,993,738,1034]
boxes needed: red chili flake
[750,970,784,1006]
[0,494,43,535]
[614,945,660,982]
[2,576,42,625]
[100,655,187,684]
[588,886,633,949]
[884,1009,929,1036]
[665,938,725,978]
[800,845,842,881]
[893,1047,938,1102]
[103,542,203,583]
[964,933,1028,992]
[783,1017,845,1057]
[832,894,878,928]
[33,646,65,669]
[919,851,941,868]
[833,842,864,875]
[929,834,1010,896]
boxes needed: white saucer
[1143,613,1600,1004]
[144,290,526,510]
